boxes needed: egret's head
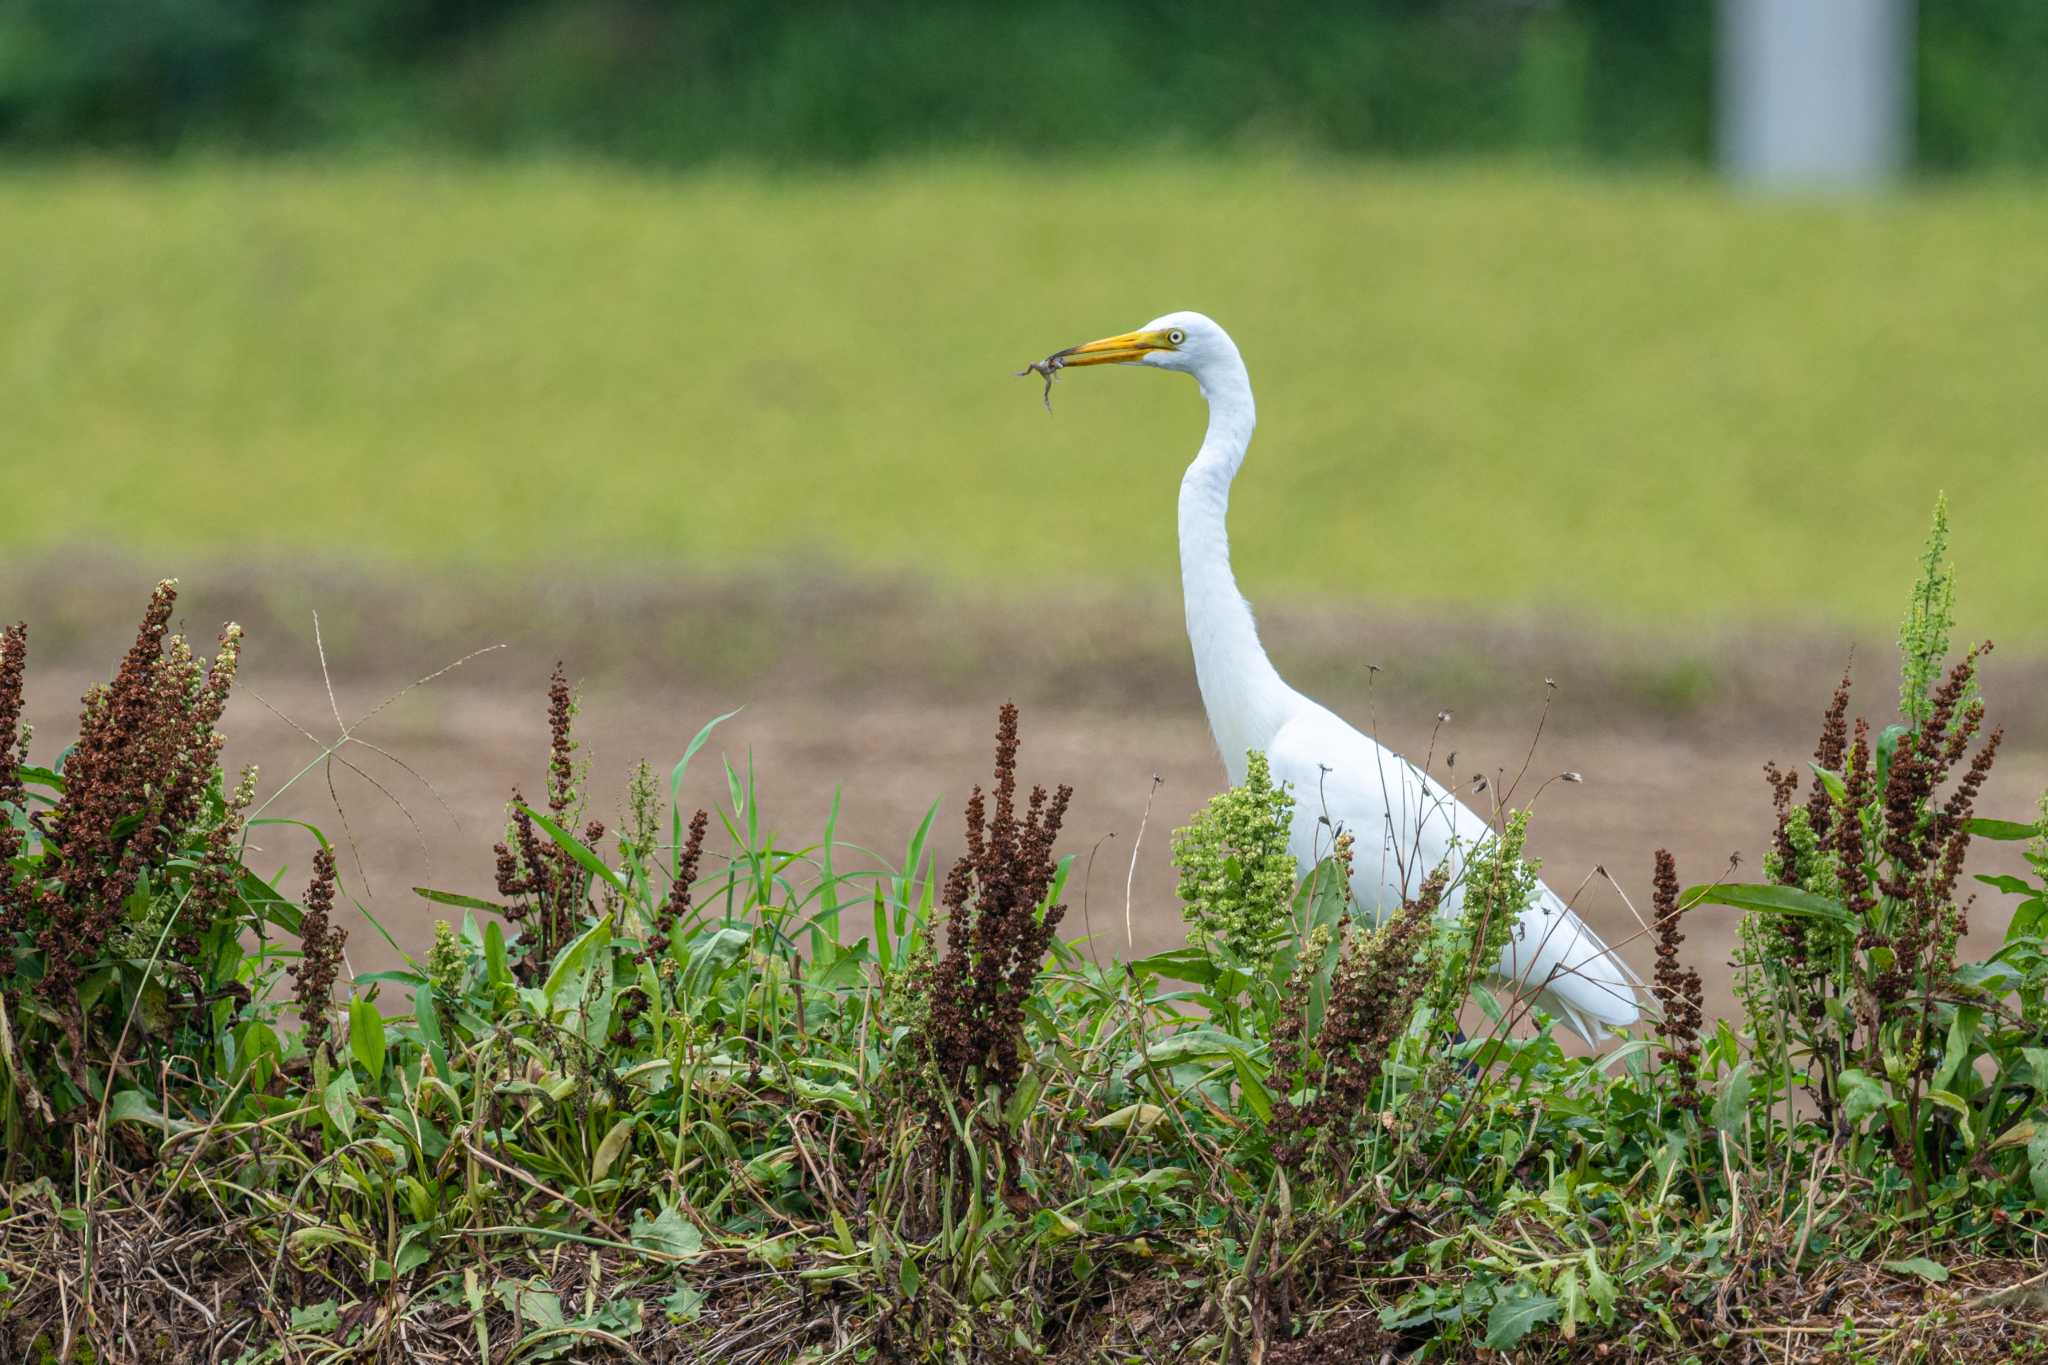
[1048,311,1234,380]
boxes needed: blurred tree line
[0,0,2042,169]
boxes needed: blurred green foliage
[0,1,2044,169]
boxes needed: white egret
[1040,311,1642,1041]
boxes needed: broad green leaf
[1711,1060,1751,1138]
[1977,873,2037,896]
[1839,1069,1893,1125]
[1966,817,2046,842]
[353,970,424,989]
[107,1088,192,1135]
[392,1231,434,1278]
[495,1278,566,1330]
[323,1070,358,1138]
[630,1205,706,1258]
[290,1301,341,1332]
[1121,1025,1255,1075]
[414,984,450,1083]
[484,919,510,987]
[1227,1046,1274,1122]
[1130,947,1221,986]
[2030,1122,2048,1206]
[661,1283,707,1323]
[542,913,613,1011]
[1807,764,1847,804]
[1932,1006,1982,1093]
[348,996,386,1084]
[1679,884,1853,926]
[1483,1284,1559,1349]
[1583,1251,1617,1318]
[2005,898,2048,944]
[683,926,752,990]
[1557,1266,1583,1339]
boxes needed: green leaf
[1808,764,1847,804]
[1583,1251,1617,1318]
[1883,1258,1950,1283]
[1121,1025,1256,1075]
[630,1205,705,1258]
[683,925,752,991]
[519,804,627,896]
[107,1088,192,1135]
[1129,946,1221,986]
[661,1283,707,1323]
[1711,1060,1752,1138]
[1679,884,1853,926]
[392,1229,434,1277]
[323,1069,359,1138]
[542,913,613,1012]
[2029,1123,2048,1207]
[1977,873,2037,896]
[1966,817,2046,842]
[414,983,451,1082]
[348,996,386,1084]
[495,1278,566,1330]
[1226,1046,1273,1122]
[290,1300,341,1332]
[671,708,742,876]
[1839,1069,1893,1125]
[1483,1284,1559,1349]
[1932,1006,1982,1093]
[2004,898,2048,944]
[412,887,509,913]
[485,920,510,988]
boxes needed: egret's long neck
[1179,356,1294,785]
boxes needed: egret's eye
[1168,329,1186,346]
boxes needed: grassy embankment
[4,512,2048,1361]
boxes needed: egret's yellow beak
[1048,328,1176,367]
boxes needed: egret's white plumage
[1049,311,1642,1041]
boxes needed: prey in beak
[1017,328,1178,411]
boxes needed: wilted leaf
[1090,1103,1168,1132]
[591,1115,636,1184]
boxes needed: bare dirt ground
[11,559,2046,1031]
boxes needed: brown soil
[11,558,2047,1031]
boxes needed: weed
[3,526,2047,1361]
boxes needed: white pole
[1720,0,1914,192]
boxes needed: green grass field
[6,159,2045,634]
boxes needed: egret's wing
[1265,706,1641,1040]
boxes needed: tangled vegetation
[3,508,2048,1362]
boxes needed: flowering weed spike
[1171,749,1297,976]
[1899,494,1961,728]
